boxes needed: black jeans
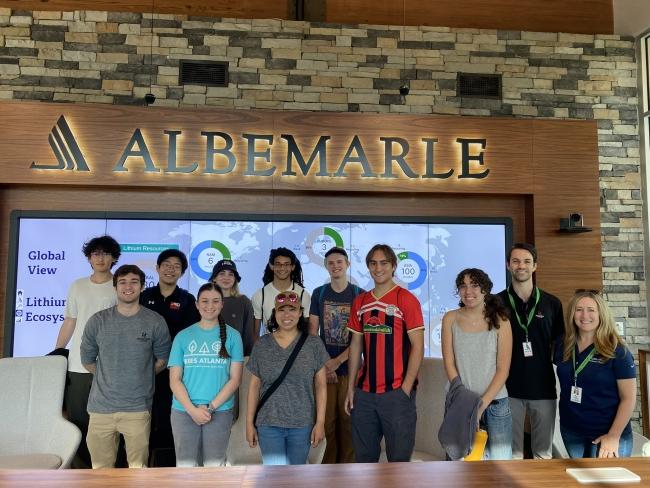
[64,371,93,468]
[351,388,417,462]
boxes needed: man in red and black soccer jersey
[344,244,425,463]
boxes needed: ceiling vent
[457,73,501,99]
[179,60,228,87]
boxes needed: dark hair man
[309,247,364,463]
[251,247,311,341]
[140,248,200,467]
[497,243,564,459]
[344,244,424,463]
[81,264,171,469]
[54,234,121,468]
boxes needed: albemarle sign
[31,115,489,180]
[0,101,554,193]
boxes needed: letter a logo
[31,115,90,171]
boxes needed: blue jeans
[480,397,513,460]
[560,425,633,458]
[257,425,312,465]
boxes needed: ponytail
[218,313,230,359]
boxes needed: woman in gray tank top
[441,268,513,460]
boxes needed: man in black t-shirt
[497,243,564,459]
[140,249,200,467]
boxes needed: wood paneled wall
[0,102,574,196]
[325,0,614,34]
[0,0,292,20]
[326,0,614,34]
[1,0,614,34]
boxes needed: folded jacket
[438,375,482,461]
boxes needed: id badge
[571,386,582,403]
[522,341,533,357]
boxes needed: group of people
[55,235,638,470]
[440,243,637,461]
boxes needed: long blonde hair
[562,290,621,362]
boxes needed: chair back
[0,356,80,468]
[413,357,447,460]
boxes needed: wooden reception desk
[0,458,648,488]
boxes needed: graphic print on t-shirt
[322,300,352,347]
[184,339,227,367]
[360,301,401,335]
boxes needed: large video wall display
[8,214,511,358]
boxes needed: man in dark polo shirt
[140,249,200,467]
[497,243,564,459]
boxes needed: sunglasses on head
[276,292,300,304]
[575,288,601,295]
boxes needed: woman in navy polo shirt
[554,290,636,458]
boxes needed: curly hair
[82,235,121,267]
[455,268,508,330]
[261,247,304,287]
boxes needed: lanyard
[507,287,540,340]
[572,346,597,385]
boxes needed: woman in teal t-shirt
[168,282,244,467]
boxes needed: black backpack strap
[319,284,327,316]
[254,332,309,425]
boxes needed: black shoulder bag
[254,331,309,425]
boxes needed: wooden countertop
[1,458,647,487]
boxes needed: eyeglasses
[160,262,182,271]
[276,292,300,304]
[90,251,111,258]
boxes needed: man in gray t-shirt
[81,265,170,469]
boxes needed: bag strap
[254,331,309,425]
[319,285,326,314]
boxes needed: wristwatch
[207,403,216,414]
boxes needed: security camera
[144,93,156,105]
[559,212,590,232]
[399,84,410,96]
[569,213,583,227]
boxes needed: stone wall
[0,8,646,426]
